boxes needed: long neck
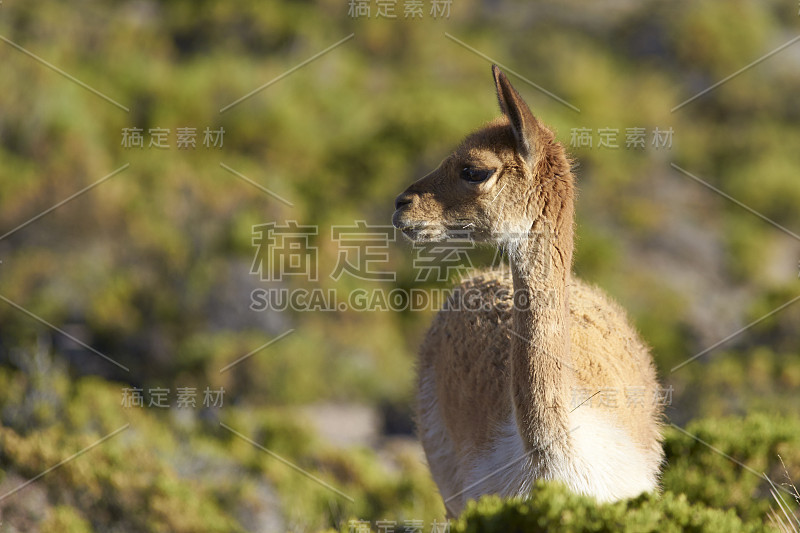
[509,168,575,455]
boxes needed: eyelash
[460,167,495,183]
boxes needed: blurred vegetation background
[0,0,799,531]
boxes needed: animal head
[392,65,573,247]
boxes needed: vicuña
[392,65,663,517]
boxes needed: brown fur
[393,66,663,515]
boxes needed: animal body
[392,66,663,517]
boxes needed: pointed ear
[492,65,539,165]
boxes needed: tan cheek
[411,194,445,221]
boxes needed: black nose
[394,193,414,210]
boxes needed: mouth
[392,210,444,242]
[403,228,445,242]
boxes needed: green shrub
[452,482,769,533]
[662,414,800,522]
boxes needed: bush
[452,482,768,533]
[662,414,800,522]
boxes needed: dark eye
[460,167,495,183]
